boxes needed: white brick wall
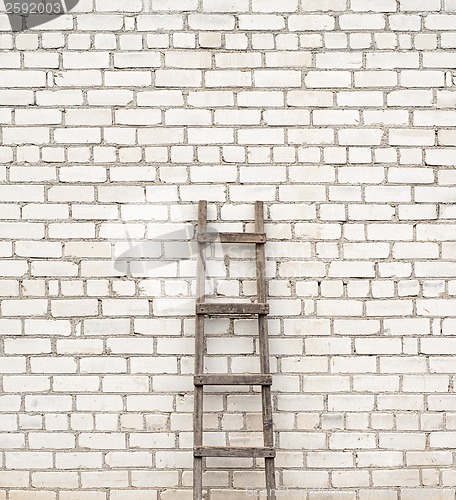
[0,0,455,497]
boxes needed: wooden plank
[194,374,272,386]
[196,200,208,308]
[255,201,267,305]
[193,456,203,500]
[194,200,207,374]
[265,457,276,500]
[194,446,275,458]
[196,302,268,315]
[197,232,266,244]
[193,200,207,500]
[261,385,274,438]
[255,201,277,500]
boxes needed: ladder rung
[194,374,272,386]
[194,446,276,458]
[198,232,266,244]
[196,303,269,316]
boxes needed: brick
[401,0,440,9]
[305,71,351,88]
[355,71,397,87]
[205,71,252,88]
[203,0,248,11]
[2,300,47,318]
[356,452,403,468]
[3,127,50,145]
[352,0,396,11]
[54,128,101,144]
[377,395,424,411]
[390,15,421,31]
[88,90,134,106]
[239,14,285,30]
[339,129,384,145]
[372,470,420,487]
[366,53,419,69]
[51,300,98,317]
[114,52,161,68]
[329,262,375,278]
[314,110,359,125]
[330,433,376,449]
[339,91,384,107]
[156,70,202,87]
[368,224,413,241]
[254,70,301,87]
[63,52,109,69]
[56,452,102,469]
[401,491,453,500]
[215,53,261,68]
[137,15,183,30]
[388,90,433,107]
[9,492,56,500]
[340,14,385,29]
[349,205,394,222]
[289,15,335,30]
[288,90,333,107]
[187,91,233,107]
[418,301,456,317]
[423,52,456,68]
[430,432,456,448]
[165,109,211,125]
[266,51,311,67]
[54,70,102,87]
[60,494,105,500]
[105,71,151,87]
[306,337,352,354]
[189,14,235,30]
[0,71,46,87]
[215,110,261,125]
[366,301,413,317]
[189,128,234,144]
[79,433,125,450]
[290,128,334,144]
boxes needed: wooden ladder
[193,200,276,500]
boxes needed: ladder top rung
[197,232,266,244]
[196,303,269,316]
[194,446,275,458]
[194,374,272,386]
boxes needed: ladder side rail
[194,200,208,500]
[255,201,276,500]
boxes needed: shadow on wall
[114,225,206,275]
[5,0,79,31]
[113,224,229,277]
[113,225,224,314]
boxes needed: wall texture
[1,0,456,498]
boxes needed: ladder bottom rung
[198,232,266,244]
[194,374,272,386]
[196,303,269,315]
[194,446,275,458]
